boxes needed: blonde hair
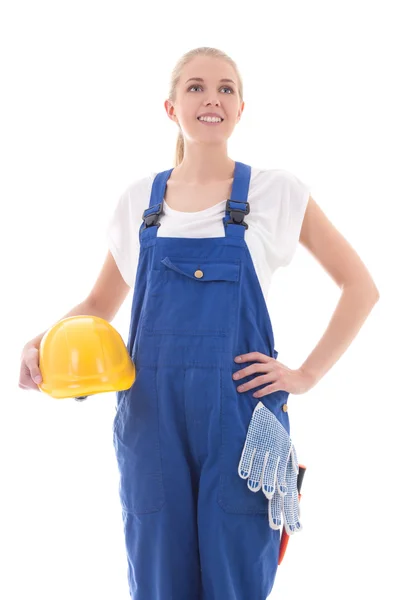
[167,47,244,167]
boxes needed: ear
[237,101,245,122]
[164,99,178,123]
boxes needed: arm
[24,251,131,351]
[297,196,380,387]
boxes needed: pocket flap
[161,257,239,282]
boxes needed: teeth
[199,116,222,122]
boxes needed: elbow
[367,281,380,302]
[358,284,380,304]
[342,278,380,303]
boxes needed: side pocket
[112,390,128,435]
[113,367,165,515]
[218,370,290,515]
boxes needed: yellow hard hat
[38,315,135,400]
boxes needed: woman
[19,46,380,599]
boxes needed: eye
[188,85,234,94]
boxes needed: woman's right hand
[19,344,43,391]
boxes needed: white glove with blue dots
[238,401,302,535]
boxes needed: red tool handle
[278,464,306,565]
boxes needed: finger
[276,444,291,495]
[25,348,42,383]
[241,403,269,491]
[247,448,269,493]
[238,372,276,393]
[268,489,283,529]
[262,454,279,498]
[19,363,39,390]
[238,442,257,482]
[234,362,276,381]
[235,352,273,364]
[290,444,300,474]
[288,453,302,532]
[283,458,302,534]
[292,494,303,533]
[283,492,297,535]
[30,368,42,384]
[283,491,302,535]
[254,382,282,397]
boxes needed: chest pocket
[142,256,240,337]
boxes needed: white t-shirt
[107,166,311,302]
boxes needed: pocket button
[282,403,288,412]
[194,269,204,278]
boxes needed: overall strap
[223,161,251,240]
[139,168,173,241]
[139,161,251,240]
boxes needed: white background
[2,1,398,599]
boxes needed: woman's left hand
[233,352,316,397]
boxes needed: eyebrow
[185,77,236,85]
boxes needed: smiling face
[165,55,244,146]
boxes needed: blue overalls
[113,161,291,600]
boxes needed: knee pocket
[113,368,165,514]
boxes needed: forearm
[24,297,99,352]
[299,282,380,387]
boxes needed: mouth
[197,117,224,125]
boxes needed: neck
[173,145,235,184]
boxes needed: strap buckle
[142,203,163,228]
[225,199,250,229]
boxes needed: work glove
[238,401,302,534]
[269,443,303,535]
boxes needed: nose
[204,98,221,107]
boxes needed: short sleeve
[275,171,311,267]
[106,175,153,288]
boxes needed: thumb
[25,347,42,383]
